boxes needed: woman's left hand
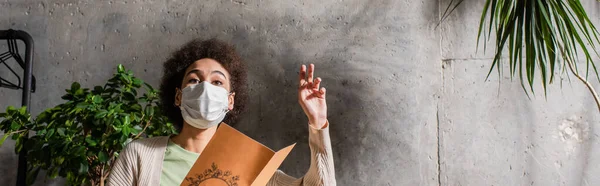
[298,64,327,129]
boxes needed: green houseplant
[0,64,176,186]
[442,0,600,111]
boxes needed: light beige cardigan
[106,123,336,186]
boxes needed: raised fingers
[307,64,314,83]
[299,64,306,88]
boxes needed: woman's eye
[212,81,223,86]
[188,79,200,84]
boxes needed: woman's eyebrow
[211,70,227,80]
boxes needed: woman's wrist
[309,118,328,129]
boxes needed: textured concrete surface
[439,0,600,186]
[0,0,598,186]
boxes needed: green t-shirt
[160,139,200,186]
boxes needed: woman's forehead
[185,58,230,77]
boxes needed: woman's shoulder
[122,136,170,155]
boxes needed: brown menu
[181,123,296,186]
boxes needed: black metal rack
[0,29,35,186]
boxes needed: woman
[107,39,336,186]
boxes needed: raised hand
[298,64,327,129]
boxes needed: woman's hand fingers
[313,77,322,90]
[299,64,306,88]
[307,64,314,83]
[297,63,328,128]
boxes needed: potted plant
[0,64,176,186]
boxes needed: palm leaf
[445,0,600,100]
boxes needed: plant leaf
[71,82,81,91]
[94,110,108,119]
[57,128,66,136]
[78,162,89,174]
[98,151,109,163]
[0,134,10,146]
[85,137,97,146]
[18,106,27,115]
[10,121,20,130]
[117,64,125,73]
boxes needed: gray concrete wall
[439,0,600,185]
[0,0,597,185]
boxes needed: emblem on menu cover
[184,162,239,186]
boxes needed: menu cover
[181,123,296,186]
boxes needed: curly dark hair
[159,38,248,130]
